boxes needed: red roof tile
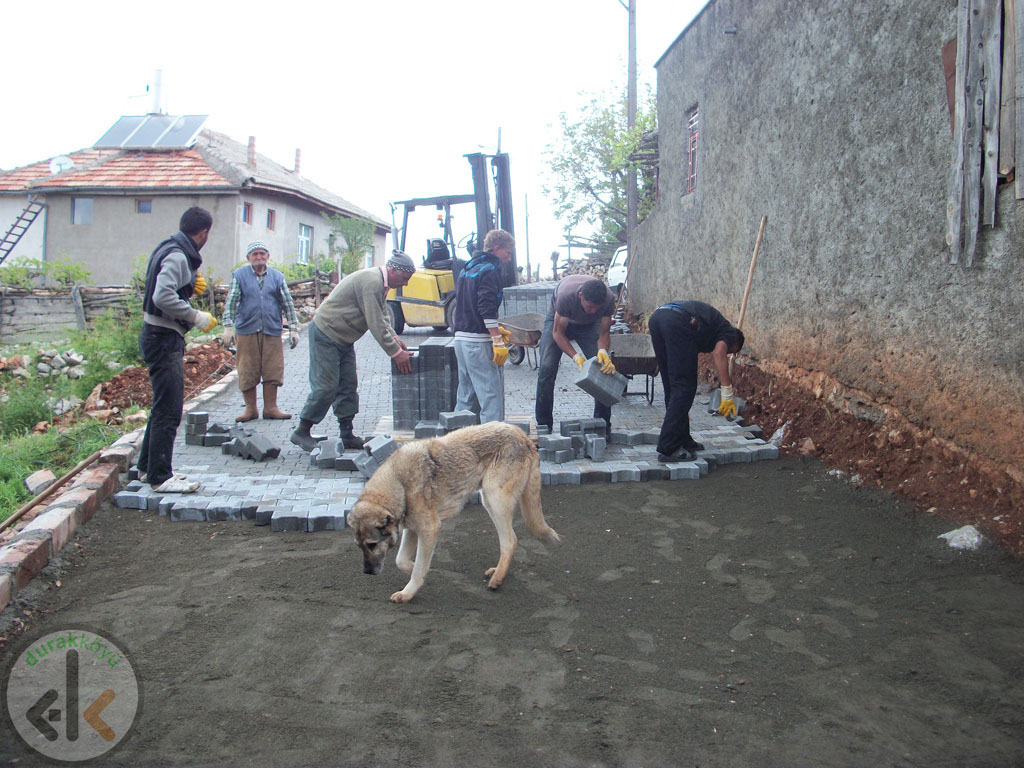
[0,149,121,191]
[28,149,232,190]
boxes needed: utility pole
[622,0,638,250]
[524,193,531,283]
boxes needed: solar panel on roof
[93,114,208,149]
[94,116,147,148]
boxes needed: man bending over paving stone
[648,300,744,463]
[221,240,300,422]
[290,250,416,452]
[138,206,218,493]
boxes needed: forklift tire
[434,300,456,334]
[508,345,525,366]
[387,301,405,334]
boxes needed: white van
[607,246,629,297]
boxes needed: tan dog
[350,422,561,602]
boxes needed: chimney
[294,148,301,175]
[151,69,163,114]
[247,136,256,168]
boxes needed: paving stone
[354,452,380,478]
[247,435,280,461]
[113,491,148,510]
[185,433,205,446]
[185,411,209,425]
[579,465,611,484]
[640,430,661,445]
[365,435,398,463]
[606,463,642,482]
[551,449,575,464]
[580,417,607,434]
[255,505,275,526]
[439,410,479,431]
[539,435,573,451]
[573,357,627,407]
[335,451,362,471]
[206,422,231,434]
[169,501,207,522]
[559,420,584,436]
[271,507,307,532]
[24,469,57,495]
[316,439,340,468]
[125,480,145,492]
[206,498,245,522]
[504,419,531,435]
[536,425,551,436]
[548,467,581,485]
[221,438,239,455]
[638,463,671,481]
[608,430,644,446]
[158,497,176,516]
[204,433,231,447]
[307,505,349,531]
[414,421,445,438]
[584,435,606,461]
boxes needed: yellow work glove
[193,274,208,296]
[498,327,512,344]
[195,311,218,333]
[492,338,509,366]
[717,385,737,420]
[597,348,616,375]
[573,353,586,371]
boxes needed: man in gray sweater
[290,250,415,451]
[138,206,219,492]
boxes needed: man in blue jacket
[452,229,515,423]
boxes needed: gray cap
[246,240,270,258]
[386,249,416,273]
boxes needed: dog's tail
[522,454,561,543]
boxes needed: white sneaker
[139,471,185,483]
[153,477,201,493]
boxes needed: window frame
[685,106,699,196]
[266,208,276,231]
[71,197,93,225]
[135,199,152,214]
[242,201,253,224]
[297,223,313,265]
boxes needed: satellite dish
[49,155,75,175]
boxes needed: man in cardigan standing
[221,241,301,422]
[290,251,415,451]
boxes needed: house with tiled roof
[0,116,390,285]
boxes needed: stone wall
[632,0,1024,476]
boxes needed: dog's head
[350,500,399,576]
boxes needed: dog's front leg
[390,523,438,603]
[395,528,417,574]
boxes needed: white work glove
[222,327,235,346]
[717,385,737,420]
[195,311,218,333]
[289,331,299,349]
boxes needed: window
[685,107,699,195]
[136,199,152,214]
[242,202,253,224]
[71,197,93,225]
[364,245,375,269]
[298,224,313,264]
[266,209,276,231]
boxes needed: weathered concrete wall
[0,196,46,262]
[0,290,84,343]
[633,0,1024,475]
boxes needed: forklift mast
[466,152,517,287]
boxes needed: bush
[0,377,53,437]
[47,257,92,288]
[0,257,43,291]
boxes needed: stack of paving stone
[391,336,459,429]
[500,282,556,318]
[184,412,280,462]
[310,433,399,478]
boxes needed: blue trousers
[137,324,185,486]
[298,322,359,425]
[534,312,611,429]
[454,338,505,423]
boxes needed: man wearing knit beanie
[290,251,415,451]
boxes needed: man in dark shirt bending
[648,300,745,462]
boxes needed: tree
[543,87,657,247]
[322,213,376,276]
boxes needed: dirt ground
[2,457,1024,767]
[99,343,234,412]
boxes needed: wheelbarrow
[497,313,545,369]
[609,333,659,404]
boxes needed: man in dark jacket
[138,206,218,492]
[452,229,515,423]
[648,300,744,463]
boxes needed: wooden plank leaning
[947,0,971,263]
[964,0,986,266]
[981,0,1004,230]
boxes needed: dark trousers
[138,324,186,486]
[534,312,611,429]
[649,307,700,456]
[298,321,359,425]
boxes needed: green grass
[0,419,127,524]
[67,300,144,399]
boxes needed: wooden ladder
[0,200,45,268]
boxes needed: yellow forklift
[386,152,517,333]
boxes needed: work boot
[236,388,259,422]
[290,418,327,452]
[340,418,364,449]
[657,447,696,463]
[682,438,705,452]
[261,383,292,420]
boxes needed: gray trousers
[299,321,358,425]
[454,338,505,423]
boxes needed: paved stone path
[114,325,778,529]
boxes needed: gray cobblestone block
[247,435,280,461]
[414,421,445,438]
[608,430,644,446]
[255,505,275,526]
[125,480,145,492]
[354,452,380,478]
[439,410,479,431]
[335,451,362,471]
[694,457,710,476]
[726,448,754,463]
[607,464,642,483]
[158,497,176,516]
[540,469,552,486]
[271,507,307,532]
[230,425,256,439]
[584,435,606,461]
[221,438,239,455]
[573,358,627,407]
[743,425,764,439]
[536,425,551,436]
[316,439,340,468]
[666,463,701,480]
[365,435,398,463]
[308,505,349,531]
[548,467,581,485]
[128,466,141,481]
[238,500,259,520]
[559,419,584,436]
[638,463,671,481]
[552,449,575,463]
[146,493,165,512]
[185,433,205,446]
[185,422,206,435]
[206,422,231,434]
[234,437,254,459]
[537,448,552,462]
[113,491,148,510]
[579,465,611,484]
[169,502,206,522]
[204,433,231,447]
[640,430,661,445]
[206,498,244,522]
[504,420,531,435]
[753,444,779,460]
[538,435,573,451]
[309,446,322,466]
[185,411,209,425]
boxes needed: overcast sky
[2,0,706,279]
